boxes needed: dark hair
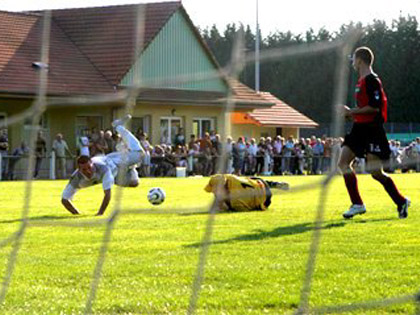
[77,155,91,165]
[354,46,374,66]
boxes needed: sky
[1,0,419,36]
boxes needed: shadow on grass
[186,217,397,248]
[353,217,397,224]
[0,215,82,225]
[178,210,229,216]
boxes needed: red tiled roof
[228,79,271,104]
[117,79,274,108]
[248,92,318,128]
[0,11,112,95]
[0,1,295,116]
[120,87,273,109]
[136,88,224,103]
[48,2,181,86]
[0,2,181,96]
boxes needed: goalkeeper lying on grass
[204,174,289,212]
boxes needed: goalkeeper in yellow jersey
[204,174,289,212]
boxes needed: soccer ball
[147,187,166,205]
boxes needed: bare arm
[67,150,75,159]
[350,105,379,115]
[96,189,111,216]
[65,143,74,158]
[61,198,81,215]
[341,105,379,119]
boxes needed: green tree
[201,16,420,128]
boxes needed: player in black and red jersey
[338,46,410,219]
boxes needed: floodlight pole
[255,0,260,93]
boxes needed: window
[131,116,151,138]
[24,113,48,129]
[0,113,7,142]
[23,113,49,147]
[0,113,7,127]
[75,116,103,138]
[193,118,215,138]
[160,117,182,145]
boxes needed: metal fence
[0,151,74,181]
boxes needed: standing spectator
[139,133,152,177]
[188,134,196,150]
[247,138,258,175]
[199,132,213,176]
[209,130,217,147]
[90,130,108,157]
[34,130,47,179]
[78,129,90,157]
[234,137,246,175]
[90,127,98,143]
[305,138,314,174]
[255,137,265,175]
[52,133,74,179]
[104,130,115,154]
[0,128,8,179]
[312,138,324,175]
[135,127,144,142]
[264,137,273,174]
[310,135,317,147]
[225,136,234,174]
[187,142,198,175]
[282,136,295,175]
[174,128,185,147]
[323,138,332,173]
[7,142,28,180]
[231,140,240,175]
[211,134,222,174]
[294,142,305,175]
[273,136,283,175]
[297,138,307,174]
[187,134,197,175]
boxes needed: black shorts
[343,123,391,160]
[250,177,272,208]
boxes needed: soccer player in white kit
[61,115,144,216]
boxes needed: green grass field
[0,174,419,314]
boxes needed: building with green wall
[0,1,316,178]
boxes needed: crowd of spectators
[1,125,420,180]
[130,132,420,177]
[388,137,420,173]
[195,133,342,177]
[128,132,420,177]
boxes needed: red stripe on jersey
[353,75,388,123]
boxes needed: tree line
[200,16,420,130]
